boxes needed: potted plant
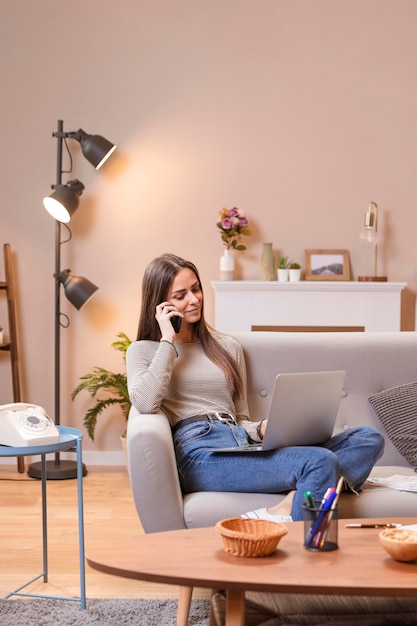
[288,262,301,282]
[71,332,133,443]
[277,256,289,282]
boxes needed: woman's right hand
[155,301,182,342]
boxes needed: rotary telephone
[0,403,60,447]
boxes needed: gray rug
[0,597,210,625]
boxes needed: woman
[126,253,384,521]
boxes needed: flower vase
[261,243,275,281]
[220,249,235,280]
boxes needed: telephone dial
[0,403,60,447]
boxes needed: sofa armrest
[126,406,186,532]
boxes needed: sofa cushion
[369,383,417,470]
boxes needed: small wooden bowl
[379,528,417,562]
[215,517,288,557]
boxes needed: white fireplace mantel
[211,281,407,332]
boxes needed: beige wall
[1,0,416,459]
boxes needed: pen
[345,523,402,529]
[304,491,315,509]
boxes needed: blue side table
[0,426,86,609]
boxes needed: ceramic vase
[260,243,275,281]
[220,249,235,280]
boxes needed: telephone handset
[0,403,60,447]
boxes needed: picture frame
[305,249,351,281]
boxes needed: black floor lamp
[28,120,116,480]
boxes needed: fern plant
[71,332,133,441]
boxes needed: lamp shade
[57,269,98,310]
[75,129,116,169]
[43,180,85,223]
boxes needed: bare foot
[266,491,295,517]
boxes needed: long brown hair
[136,253,243,398]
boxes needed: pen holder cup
[303,501,338,552]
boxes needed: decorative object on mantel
[288,262,301,282]
[217,207,250,280]
[260,243,276,280]
[219,248,235,280]
[358,201,387,282]
[305,249,351,281]
[277,255,289,282]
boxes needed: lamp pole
[52,121,73,473]
[55,119,64,432]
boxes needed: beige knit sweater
[126,333,260,441]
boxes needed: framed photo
[305,249,351,281]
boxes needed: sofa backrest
[232,331,417,467]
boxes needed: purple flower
[221,217,233,229]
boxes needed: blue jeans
[173,417,385,520]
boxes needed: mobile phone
[171,315,182,333]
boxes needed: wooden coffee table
[87,517,417,626]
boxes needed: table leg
[76,438,86,609]
[17,456,24,473]
[41,454,48,582]
[225,589,245,626]
[177,586,193,626]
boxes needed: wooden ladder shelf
[0,243,24,473]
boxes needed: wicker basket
[215,517,288,557]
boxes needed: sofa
[127,331,417,534]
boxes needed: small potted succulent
[288,262,301,282]
[277,256,289,282]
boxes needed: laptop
[212,370,346,453]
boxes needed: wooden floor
[0,464,210,601]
